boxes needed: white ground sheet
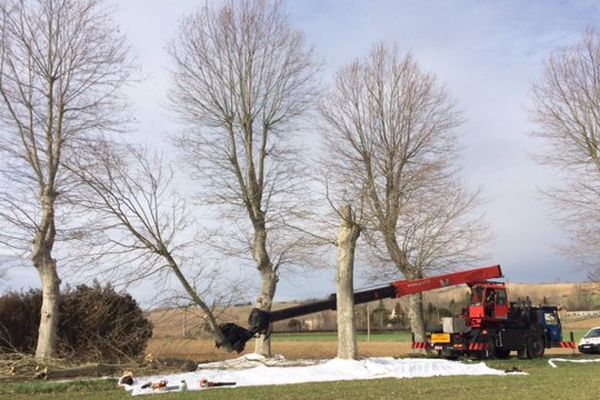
[123,354,525,396]
[548,357,600,368]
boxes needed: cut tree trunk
[336,205,361,360]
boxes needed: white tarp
[548,357,600,368]
[124,354,526,396]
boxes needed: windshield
[471,287,484,305]
[544,313,558,325]
[584,328,600,338]
[496,290,507,306]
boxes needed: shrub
[0,289,41,352]
[0,282,152,361]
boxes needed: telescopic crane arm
[216,265,502,353]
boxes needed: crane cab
[468,283,508,327]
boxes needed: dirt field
[147,337,583,363]
[563,317,600,330]
[147,338,412,362]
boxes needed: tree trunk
[35,260,60,359]
[383,237,427,345]
[254,267,277,356]
[408,293,426,343]
[336,205,361,360]
[33,195,60,360]
[163,253,228,348]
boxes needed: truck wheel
[443,351,459,361]
[484,338,496,360]
[494,348,511,359]
[526,336,545,359]
[425,346,437,357]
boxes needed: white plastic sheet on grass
[548,357,600,368]
[124,354,526,396]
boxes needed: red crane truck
[217,264,568,359]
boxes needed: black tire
[484,337,496,360]
[445,352,460,361]
[468,350,484,361]
[495,347,511,359]
[526,336,545,359]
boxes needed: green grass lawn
[3,355,599,400]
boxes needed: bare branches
[0,0,134,359]
[0,0,134,253]
[531,30,600,273]
[70,142,235,347]
[168,0,319,218]
[168,0,320,355]
[321,43,489,341]
[321,43,486,275]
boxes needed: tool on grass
[200,378,237,388]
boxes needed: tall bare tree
[531,30,600,281]
[70,143,238,351]
[168,0,319,355]
[0,0,133,358]
[321,44,488,343]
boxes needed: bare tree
[168,0,320,355]
[321,44,488,343]
[70,143,240,351]
[0,0,133,358]
[531,30,600,281]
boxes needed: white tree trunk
[33,195,60,360]
[409,293,426,343]
[336,205,360,360]
[35,260,60,359]
[254,268,277,356]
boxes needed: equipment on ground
[216,264,569,359]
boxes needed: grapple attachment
[248,307,273,337]
[214,308,274,353]
[215,323,254,353]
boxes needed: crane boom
[216,265,502,353]
[391,265,502,296]
[264,265,502,325]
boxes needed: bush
[0,282,152,361]
[0,289,41,352]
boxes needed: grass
[567,329,587,342]
[2,355,599,400]
[2,330,592,399]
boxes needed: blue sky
[2,0,599,306]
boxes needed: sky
[2,0,599,307]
